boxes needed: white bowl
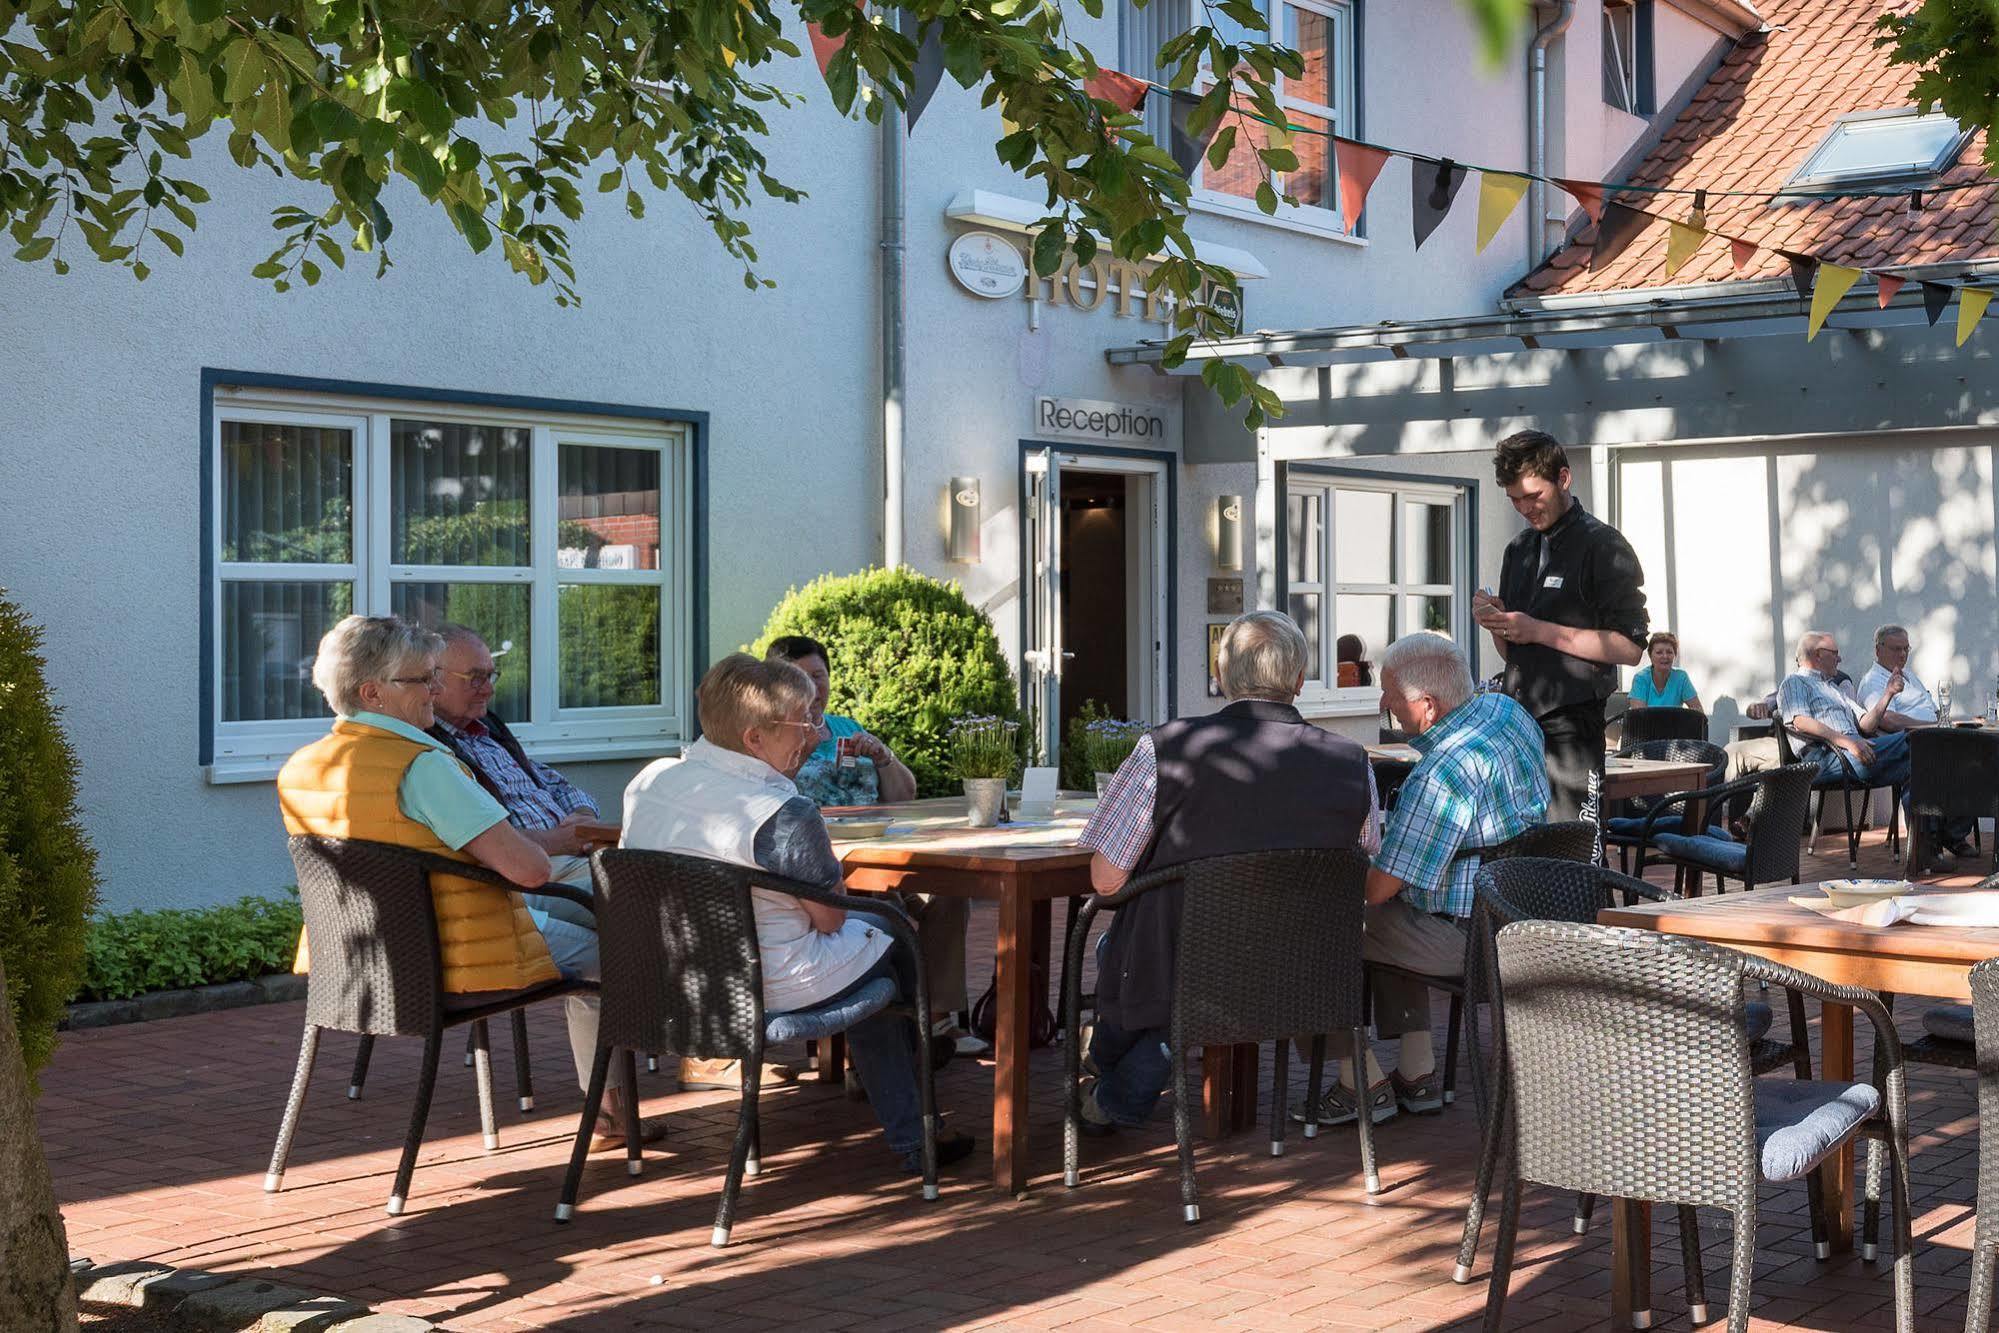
[825,816,894,841]
[1820,879,1910,909]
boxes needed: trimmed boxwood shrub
[0,590,100,1077]
[750,568,1019,797]
[76,895,304,1003]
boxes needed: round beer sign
[948,231,1029,299]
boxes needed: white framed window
[1602,0,1641,114]
[208,384,694,781]
[1284,472,1469,708]
[1787,108,1969,191]
[1192,0,1357,234]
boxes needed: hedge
[75,895,304,1004]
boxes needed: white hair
[1795,630,1831,665]
[1216,611,1310,701]
[1380,632,1474,712]
[310,615,443,716]
[1875,624,1908,650]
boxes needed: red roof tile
[1516,0,1997,299]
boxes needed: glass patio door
[1022,447,1063,764]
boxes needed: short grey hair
[1216,611,1309,701]
[310,615,443,716]
[1380,632,1474,712]
[697,653,816,752]
[1795,630,1831,664]
[435,622,488,650]
[1875,624,1909,650]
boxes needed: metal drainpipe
[1528,0,1576,271]
[880,87,908,569]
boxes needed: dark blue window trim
[198,368,708,766]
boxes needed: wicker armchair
[266,836,595,1216]
[1602,740,1728,873]
[553,848,938,1245]
[1964,957,1999,1333]
[1906,728,1999,875]
[1773,723,1905,869]
[1631,764,1814,897]
[1477,921,1912,1333]
[1060,848,1375,1222]
[1620,706,1709,746]
[1451,858,1824,1283]
[1361,820,1599,1114]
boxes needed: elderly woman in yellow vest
[278,615,658,1152]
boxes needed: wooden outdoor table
[1597,883,1999,1321]
[1366,748,1710,807]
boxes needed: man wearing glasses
[427,624,621,890]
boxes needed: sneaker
[1390,1068,1445,1115]
[678,1056,741,1091]
[1290,1079,1397,1127]
[1076,1079,1118,1136]
[1948,838,1981,861]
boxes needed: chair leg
[1678,1205,1710,1325]
[621,1049,643,1178]
[387,1028,444,1216]
[511,1008,534,1113]
[1725,1208,1756,1333]
[1843,787,1860,869]
[1806,1159,1832,1262]
[1480,1142,1522,1333]
[1062,983,1084,1188]
[1172,1044,1200,1224]
[347,1034,373,1101]
[1575,1192,1597,1235]
[1887,1125,1915,1333]
[1303,1036,1327,1141]
[1453,1084,1504,1283]
[471,1019,498,1151]
[464,1026,476,1067]
[646,1053,659,1074]
[1269,1037,1290,1157]
[1441,992,1462,1107]
[1809,792,1825,855]
[712,1055,765,1246]
[1862,1138,1883,1261]
[1967,1244,1999,1333]
[553,1044,613,1222]
[1352,1025,1380,1196]
[264,1022,321,1193]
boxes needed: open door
[1021,447,1063,764]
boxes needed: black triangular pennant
[1780,250,1817,299]
[900,13,947,131]
[1923,281,1953,327]
[1590,202,1649,271]
[1410,157,1468,250]
[1167,91,1214,177]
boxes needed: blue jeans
[1087,933,1172,1127]
[773,913,926,1160]
[1808,729,1912,791]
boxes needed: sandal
[588,1115,670,1153]
[1289,1079,1398,1127]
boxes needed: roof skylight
[1787,109,1969,191]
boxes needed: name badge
[1542,575,1565,590]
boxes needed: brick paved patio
[39,829,1995,1331]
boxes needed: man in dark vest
[1073,610,1379,1133]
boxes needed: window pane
[1409,594,1453,635]
[1288,592,1321,675]
[1403,501,1453,585]
[221,581,351,721]
[1283,110,1335,211]
[1286,491,1322,583]
[559,446,662,570]
[1803,111,1963,182]
[1285,4,1335,109]
[221,421,352,563]
[1334,489,1393,584]
[391,418,531,566]
[560,584,661,708]
[392,582,532,722]
[1335,593,1393,672]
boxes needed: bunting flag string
[1958,290,1993,347]
[1923,282,1954,327]
[1664,220,1706,279]
[1807,264,1863,341]
[1334,139,1391,233]
[1412,158,1468,251]
[1475,173,1529,255]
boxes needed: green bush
[76,895,303,1004]
[0,590,100,1077]
[749,567,1019,797]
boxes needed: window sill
[1191,194,1368,246]
[205,735,684,785]
[1295,692,1382,720]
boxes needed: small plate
[1820,879,1909,909]
[1907,891,1999,927]
[825,817,893,841]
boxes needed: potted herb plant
[1081,718,1148,793]
[949,715,1019,827]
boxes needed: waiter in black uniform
[1474,431,1649,824]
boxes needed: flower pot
[1094,772,1115,795]
[964,777,1007,827]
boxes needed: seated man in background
[1076,611,1379,1134]
[1857,624,1974,865]
[1780,631,1909,795]
[1339,631,1550,1122]
[622,654,974,1175]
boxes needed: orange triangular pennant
[1730,238,1758,273]
[1333,139,1392,233]
[806,20,846,74]
[1555,179,1605,225]
[1876,274,1906,309]
[1084,68,1151,113]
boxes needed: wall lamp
[1215,493,1243,571]
[947,476,982,563]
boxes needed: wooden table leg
[991,879,1035,1198]
[1202,1044,1232,1138]
[1231,1043,1259,1131]
[1819,1000,1856,1253]
[1611,1198,1654,1329]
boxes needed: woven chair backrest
[1972,957,1999,1225]
[1482,820,1599,863]
[1465,857,1663,1009]
[1169,847,1370,1049]
[1615,740,1728,815]
[591,848,764,1060]
[1492,921,1757,1208]
[288,836,444,1037]
[1621,707,1709,746]
[1740,764,1814,885]
[1908,729,1999,821]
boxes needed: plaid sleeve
[1078,734,1157,870]
[1373,763,1474,910]
[532,760,601,818]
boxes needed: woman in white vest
[622,653,975,1175]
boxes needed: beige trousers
[897,892,970,1015]
[1326,896,1467,1057]
[1725,735,1782,780]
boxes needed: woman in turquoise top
[1628,631,1703,712]
[765,635,918,807]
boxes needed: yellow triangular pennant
[1474,172,1530,255]
[1806,263,1863,341]
[1957,288,1992,346]
[1664,221,1707,278]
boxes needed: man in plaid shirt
[1326,631,1548,1121]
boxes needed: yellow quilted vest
[278,719,560,994]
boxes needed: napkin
[1788,895,1921,927]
